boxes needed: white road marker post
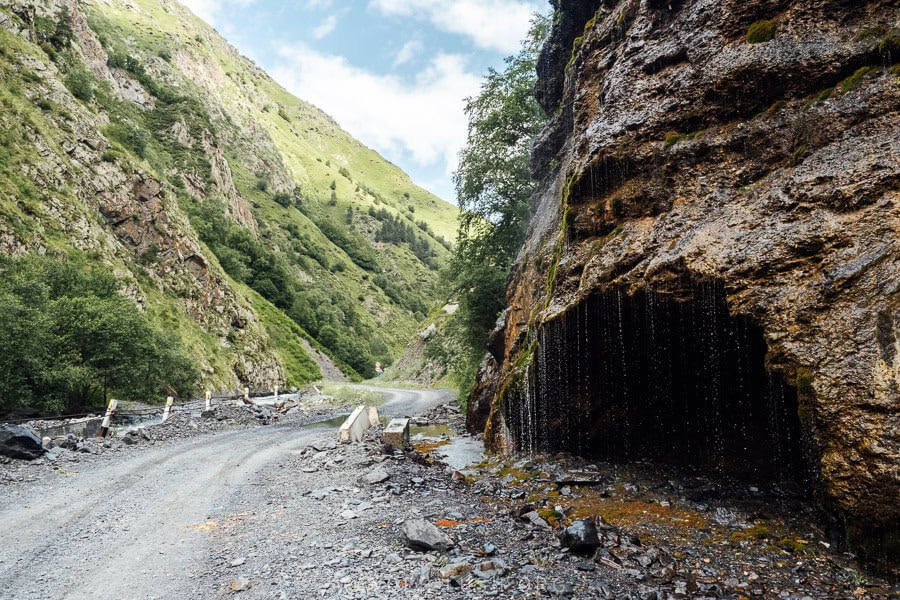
[162,396,174,422]
[273,387,279,402]
[205,390,211,411]
[243,387,250,404]
[99,398,118,437]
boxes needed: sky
[178,0,548,203]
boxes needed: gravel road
[0,387,452,600]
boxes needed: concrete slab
[383,418,410,448]
[338,406,369,443]
[368,406,380,428]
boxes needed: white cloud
[312,14,339,39]
[179,0,222,24]
[270,44,481,176]
[393,38,424,66]
[368,0,542,53]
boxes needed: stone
[0,425,45,460]
[340,510,357,520]
[546,581,574,597]
[230,557,246,567]
[559,519,601,554]
[231,576,251,592]
[383,418,410,448]
[362,467,390,484]
[439,562,471,579]
[400,518,454,552]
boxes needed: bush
[746,20,776,44]
[274,192,292,207]
[64,69,94,102]
[105,122,149,158]
[0,255,197,415]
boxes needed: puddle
[410,424,452,438]
[299,414,350,428]
[410,424,485,471]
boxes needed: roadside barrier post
[99,399,118,437]
[274,387,279,401]
[243,387,250,403]
[162,396,174,422]
[205,390,211,411]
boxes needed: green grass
[319,383,384,406]
[246,286,322,387]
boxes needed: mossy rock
[747,20,776,44]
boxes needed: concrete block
[368,406,380,427]
[383,418,410,448]
[338,406,370,443]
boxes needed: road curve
[0,386,448,600]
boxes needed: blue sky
[179,0,548,203]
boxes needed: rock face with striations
[472,0,899,571]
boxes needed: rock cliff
[473,0,899,571]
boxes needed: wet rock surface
[477,0,900,572]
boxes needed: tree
[446,15,549,394]
[0,255,198,415]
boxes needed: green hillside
[0,0,458,402]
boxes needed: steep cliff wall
[474,0,899,570]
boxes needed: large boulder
[559,519,602,554]
[400,518,454,552]
[0,424,46,460]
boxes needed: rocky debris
[0,424,45,460]
[400,518,454,552]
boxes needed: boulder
[559,519,601,554]
[0,424,45,460]
[400,518,454,552]
[362,466,390,485]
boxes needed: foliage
[0,255,197,415]
[445,15,549,395]
[746,20,776,44]
[64,67,94,102]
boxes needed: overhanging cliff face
[471,0,899,570]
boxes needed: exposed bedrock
[472,0,900,572]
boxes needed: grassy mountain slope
[0,0,458,393]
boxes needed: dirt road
[0,387,451,600]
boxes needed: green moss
[565,36,584,74]
[856,25,888,42]
[664,131,684,147]
[840,66,877,93]
[803,87,833,111]
[777,537,809,553]
[730,525,771,542]
[767,99,787,117]
[746,20,776,44]
[879,28,900,56]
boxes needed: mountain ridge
[0,0,459,397]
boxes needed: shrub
[274,192,292,207]
[746,20,776,44]
[64,69,94,102]
[105,122,149,158]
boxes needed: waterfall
[505,278,808,485]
